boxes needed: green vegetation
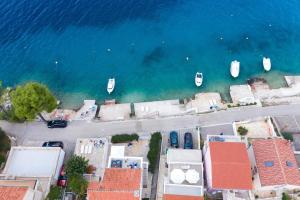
[282,192,291,200]
[147,132,162,173]
[237,126,248,136]
[68,174,88,198]
[46,186,62,200]
[65,155,89,198]
[282,132,294,142]
[66,155,88,177]
[111,133,139,143]
[0,128,11,166]
[11,82,57,122]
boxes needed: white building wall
[204,144,213,188]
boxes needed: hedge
[147,132,162,173]
[282,132,293,142]
[111,134,139,143]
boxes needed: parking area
[161,128,200,154]
[200,123,234,140]
[273,115,300,133]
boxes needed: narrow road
[1,104,300,155]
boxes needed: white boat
[263,57,271,71]
[107,78,115,94]
[195,72,203,87]
[230,60,240,78]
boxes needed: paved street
[1,104,300,156]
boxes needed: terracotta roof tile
[252,138,300,186]
[88,191,139,200]
[87,168,142,200]
[209,142,252,190]
[163,194,204,200]
[0,186,28,200]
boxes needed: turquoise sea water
[1,0,300,108]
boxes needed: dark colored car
[184,132,193,149]
[42,141,64,149]
[57,175,67,187]
[170,131,179,148]
[47,120,67,128]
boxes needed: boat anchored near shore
[107,78,115,94]
[263,57,271,72]
[195,72,203,87]
[230,60,240,78]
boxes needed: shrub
[282,192,291,200]
[147,132,162,173]
[282,132,294,142]
[237,126,248,136]
[46,186,62,200]
[86,165,96,174]
[68,174,88,198]
[111,134,139,143]
[227,104,231,108]
[0,128,11,152]
[66,155,88,176]
[0,154,5,166]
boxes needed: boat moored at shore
[230,60,240,78]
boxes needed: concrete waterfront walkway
[1,104,300,155]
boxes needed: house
[249,138,300,199]
[163,149,204,200]
[87,144,147,200]
[87,168,142,200]
[0,186,32,200]
[203,136,252,200]
[0,146,65,199]
[0,178,44,200]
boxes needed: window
[286,161,293,167]
[264,161,274,167]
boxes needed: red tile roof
[209,142,252,190]
[0,186,28,200]
[163,194,204,200]
[87,168,142,200]
[252,138,300,186]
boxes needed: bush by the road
[147,132,162,173]
[68,174,88,199]
[0,128,10,166]
[282,132,294,142]
[66,155,88,177]
[237,126,248,136]
[111,134,139,143]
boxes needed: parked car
[57,175,67,187]
[169,131,179,148]
[47,120,68,128]
[42,141,64,149]
[184,132,193,149]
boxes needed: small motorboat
[195,72,203,87]
[230,60,240,78]
[263,57,271,71]
[107,78,115,94]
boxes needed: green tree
[68,174,88,198]
[11,82,57,122]
[66,155,88,177]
